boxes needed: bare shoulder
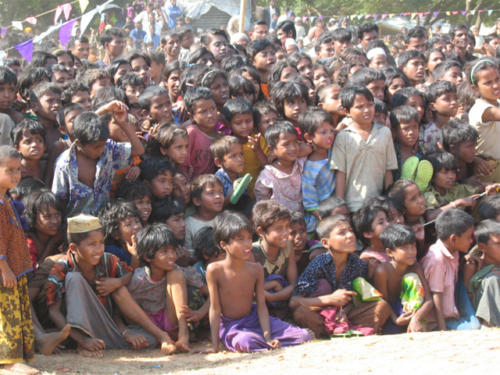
[206,260,225,278]
[374,261,393,277]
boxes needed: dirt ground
[31,328,500,375]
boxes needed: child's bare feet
[77,337,106,358]
[38,324,71,355]
[1,362,40,374]
[77,346,104,358]
[175,340,190,353]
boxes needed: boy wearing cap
[47,214,180,357]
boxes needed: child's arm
[426,196,479,221]
[432,292,447,330]
[254,171,273,201]
[289,288,356,310]
[384,170,393,191]
[0,258,17,288]
[482,106,500,122]
[95,272,133,296]
[408,264,435,332]
[206,264,222,352]
[113,311,147,350]
[255,265,280,349]
[335,170,346,199]
[247,134,268,166]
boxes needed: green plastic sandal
[230,173,252,204]
[401,156,419,180]
[414,160,434,192]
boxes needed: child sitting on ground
[420,209,480,331]
[289,212,309,276]
[464,220,500,327]
[300,107,336,235]
[24,190,64,269]
[254,121,305,212]
[52,111,144,217]
[184,174,224,251]
[290,215,391,338]
[331,86,397,212]
[47,214,176,357]
[207,211,311,352]
[354,199,391,281]
[101,200,143,268]
[374,224,435,332]
[252,200,297,316]
[128,223,190,354]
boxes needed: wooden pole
[239,0,248,33]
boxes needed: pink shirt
[254,158,305,212]
[182,124,216,179]
[420,239,459,319]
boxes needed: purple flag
[15,39,33,62]
[59,19,76,47]
[1,27,7,37]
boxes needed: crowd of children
[1,4,500,373]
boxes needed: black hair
[179,64,210,96]
[317,196,347,220]
[270,80,309,116]
[31,51,57,68]
[214,211,253,251]
[347,67,385,87]
[187,47,215,65]
[475,219,500,245]
[389,105,419,131]
[136,223,176,264]
[30,82,62,106]
[383,67,410,94]
[405,26,428,43]
[221,55,247,72]
[10,118,46,147]
[442,118,478,151]
[73,111,109,145]
[57,103,84,130]
[247,38,275,60]
[115,180,152,202]
[149,51,166,66]
[397,50,425,68]
[140,156,175,182]
[466,58,498,86]
[299,107,333,136]
[0,66,17,86]
[374,98,387,115]
[380,224,416,250]
[24,189,62,233]
[435,209,474,241]
[17,67,52,101]
[190,174,223,202]
[162,60,184,81]
[264,120,298,150]
[478,196,500,221]
[391,87,425,109]
[127,51,151,67]
[358,23,379,40]
[222,97,253,123]
[449,24,468,40]
[432,59,462,81]
[276,20,296,40]
[426,151,457,174]
[287,52,312,71]
[117,72,145,92]
[92,87,127,110]
[107,59,130,81]
[193,226,218,262]
[210,135,241,161]
[340,86,374,111]
[228,74,256,100]
[269,60,298,84]
[8,176,45,203]
[332,28,352,43]
[290,211,306,227]
[253,100,278,126]
[183,86,215,114]
[426,80,456,104]
[353,199,388,245]
[200,69,227,89]
[55,49,75,65]
[61,82,90,106]
[99,27,125,47]
[138,85,168,111]
[388,179,420,214]
[316,215,350,240]
[200,28,229,46]
[151,197,185,222]
[100,199,141,243]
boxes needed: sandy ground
[31,328,500,375]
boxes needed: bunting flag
[11,21,23,31]
[1,27,7,37]
[59,19,76,47]
[25,17,38,25]
[79,0,90,13]
[14,39,33,62]
[62,3,72,20]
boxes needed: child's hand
[328,289,357,306]
[181,305,205,322]
[123,330,148,350]
[80,337,106,352]
[485,183,500,196]
[126,234,138,256]
[455,196,478,208]
[0,262,17,289]
[395,311,415,326]
[247,133,261,150]
[95,277,123,296]
[266,339,281,349]
[473,157,495,177]
[97,100,128,116]
[125,166,141,181]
